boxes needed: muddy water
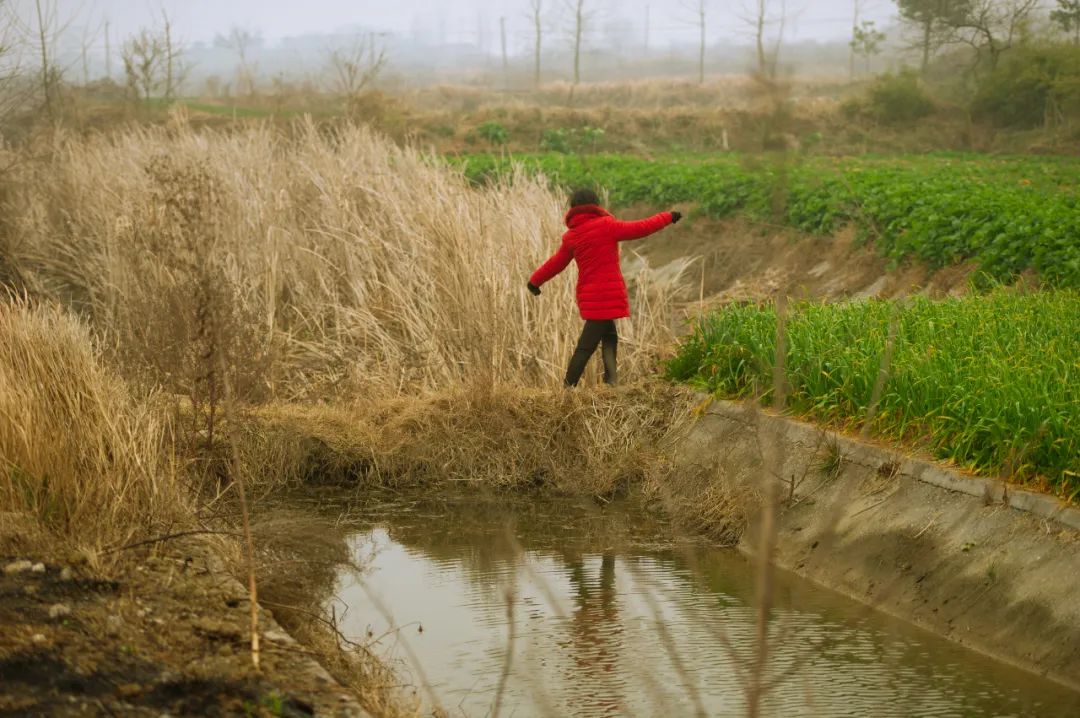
[328,495,1080,717]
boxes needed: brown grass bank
[0,298,714,715]
[232,382,698,498]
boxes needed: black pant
[565,320,618,387]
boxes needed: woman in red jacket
[528,188,681,387]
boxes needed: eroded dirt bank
[671,398,1080,691]
[626,214,975,306]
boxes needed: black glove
[527,282,541,296]
[671,211,683,224]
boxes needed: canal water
[327,494,1080,717]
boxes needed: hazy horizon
[17,0,901,51]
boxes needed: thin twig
[625,560,708,718]
[491,523,519,718]
[102,529,243,555]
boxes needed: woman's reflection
[559,551,626,716]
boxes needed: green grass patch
[665,290,1080,495]
[456,152,1080,288]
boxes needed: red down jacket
[529,205,674,320]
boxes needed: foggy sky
[24,0,900,52]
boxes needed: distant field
[459,153,1080,288]
[666,290,1080,495]
[154,99,339,120]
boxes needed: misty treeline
[0,1,1078,132]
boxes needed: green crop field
[666,290,1080,495]
[458,153,1080,288]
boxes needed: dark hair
[569,188,600,208]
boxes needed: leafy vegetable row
[666,290,1080,495]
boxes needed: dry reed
[0,297,185,553]
[3,119,679,402]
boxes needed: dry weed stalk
[490,524,521,718]
[745,291,790,718]
[220,358,261,671]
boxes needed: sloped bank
[672,397,1080,691]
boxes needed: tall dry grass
[3,118,680,402]
[0,298,184,552]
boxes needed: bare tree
[943,0,1039,70]
[326,34,386,96]
[848,0,861,81]
[565,0,591,86]
[527,0,544,86]
[119,11,186,106]
[32,0,62,119]
[753,0,769,74]
[161,8,188,102]
[121,29,165,104]
[5,0,79,120]
[681,0,708,84]
[500,16,508,84]
[215,27,259,97]
[79,20,98,85]
[104,18,110,79]
[741,0,789,77]
[0,0,26,124]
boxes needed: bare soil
[624,212,973,309]
[0,545,363,717]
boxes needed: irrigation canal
[314,494,1080,717]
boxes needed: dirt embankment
[624,213,974,308]
[0,544,369,717]
[670,399,1080,691]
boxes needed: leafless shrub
[326,34,386,97]
[120,13,188,106]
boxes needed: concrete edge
[697,394,1080,534]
